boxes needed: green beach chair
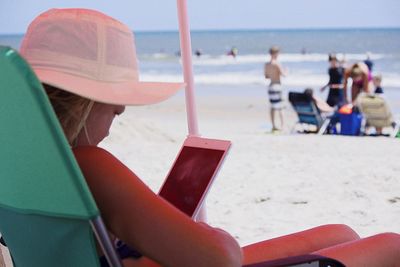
[0,46,122,267]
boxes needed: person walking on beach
[11,8,400,267]
[264,46,287,132]
[320,53,345,108]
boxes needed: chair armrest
[243,254,345,267]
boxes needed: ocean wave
[141,72,400,88]
[141,71,400,87]
[139,53,388,66]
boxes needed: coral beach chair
[0,46,344,267]
[288,92,331,135]
[356,93,399,137]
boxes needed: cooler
[340,112,362,136]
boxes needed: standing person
[343,62,373,103]
[373,74,384,95]
[18,8,400,267]
[264,46,287,132]
[320,54,345,108]
[364,52,374,72]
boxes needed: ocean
[1,28,399,113]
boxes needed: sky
[0,0,400,34]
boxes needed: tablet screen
[159,145,226,217]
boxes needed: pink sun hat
[20,8,184,105]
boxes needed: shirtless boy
[264,46,287,131]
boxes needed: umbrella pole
[177,0,199,137]
[177,0,207,222]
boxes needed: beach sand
[1,86,399,265]
[100,86,400,246]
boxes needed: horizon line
[1,26,400,35]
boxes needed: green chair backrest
[0,46,101,267]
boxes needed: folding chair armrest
[243,254,345,267]
[91,216,123,267]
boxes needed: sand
[100,87,400,246]
[1,86,399,265]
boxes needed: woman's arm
[74,146,242,267]
[320,83,329,92]
[359,62,372,93]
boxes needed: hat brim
[35,69,185,106]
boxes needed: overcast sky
[1,0,399,34]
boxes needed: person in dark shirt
[364,52,374,72]
[320,54,345,107]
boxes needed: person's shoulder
[73,146,129,178]
[73,145,113,156]
[73,146,120,165]
[270,60,280,66]
[266,61,280,69]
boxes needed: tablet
[158,136,231,218]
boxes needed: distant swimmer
[227,46,238,58]
[195,49,202,57]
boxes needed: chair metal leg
[290,123,299,134]
[317,119,331,135]
[390,121,400,138]
[91,216,123,267]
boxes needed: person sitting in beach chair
[356,92,399,137]
[2,8,399,267]
[0,47,347,267]
[288,89,337,134]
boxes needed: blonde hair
[43,84,94,147]
[269,46,280,55]
[350,66,363,78]
[373,74,382,82]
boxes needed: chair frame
[289,92,331,135]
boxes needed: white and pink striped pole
[176,0,199,137]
